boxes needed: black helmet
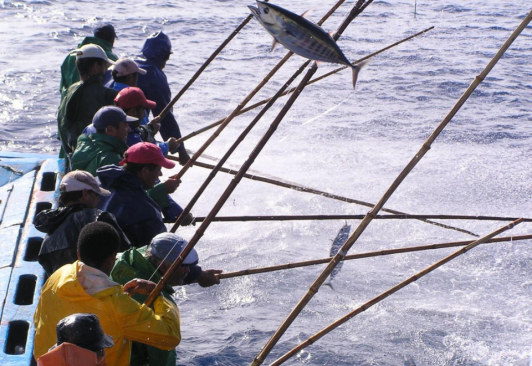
[55,313,114,352]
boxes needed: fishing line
[301,96,349,127]
[147,217,200,282]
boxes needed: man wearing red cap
[97,143,184,247]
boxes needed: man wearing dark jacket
[136,31,191,165]
[97,142,178,247]
[35,170,130,275]
[60,24,118,96]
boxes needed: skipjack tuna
[248,0,367,89]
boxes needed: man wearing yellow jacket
[33,221,185,366]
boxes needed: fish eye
[263,7,269,14]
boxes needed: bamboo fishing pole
[181,158,479,236]
[157,11,256,120]
[174,26,435,145]
[251,10,532,366]
[270,219,523,365]
[169,0,349,231]
[146,0,368,306]
[192,214,532,223]
[217,233,532,280]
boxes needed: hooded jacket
[34,203,130,275]
[71,133,128,176]
[97,165,167,247]
[60,36,118,96]
[33,261,181,366]
[135,31,185,154]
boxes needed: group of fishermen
[33,24,222,366]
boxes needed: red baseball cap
[120,142,175,169]
[114,87,157,110]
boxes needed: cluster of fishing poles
[142,0,532,364]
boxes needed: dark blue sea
[1,0,531,364]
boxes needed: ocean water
[1,0,532,365]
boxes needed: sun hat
[60,171,110,197]
[92,106,138,130]
[114,87,156,110]
[149,233,199,266]
[74,44,115,65]
[111,58,146,77]
[55,313,114,352]
[119,142,175,169]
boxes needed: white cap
[59,171,111,196]
[111,58,147,77]
[74,44,115,65]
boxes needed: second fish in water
[248,0,367,89]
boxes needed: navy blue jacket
[135,31,185,155]
[97,165,167,248]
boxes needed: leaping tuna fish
[248,0,366,89]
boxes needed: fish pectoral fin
[270,37,279,52]
[301,8,314,19]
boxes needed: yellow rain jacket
[34,261,181,366]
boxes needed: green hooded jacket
[110,247,177,366]
[71,133,127,176]
[60,36,118,96]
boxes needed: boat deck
[0,152,62,365]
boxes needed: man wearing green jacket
[110,232,222,366]
[60,24,118,97]
[71,106,136,175]
[57,44,118,157]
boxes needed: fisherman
[113,87,186,222]
[114,86,179,154]
[72,103,185,222]
[57,44,118,158]
[70,106,136,175]
[136,31,191,165]
[110,232,222,366]
[97,142,194,248]
[34,170,129,276]
[36,313,114,366]
[60,24,118,97]
[33,221,182,366]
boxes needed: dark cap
[92,106,138,130]
[94,24,117,43]
[56,313,114,352]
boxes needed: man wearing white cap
[57,44,119,158]
[60,24,118,97]
[108,58,147,92]
[34,170,130,275]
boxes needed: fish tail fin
[350,60,369,89]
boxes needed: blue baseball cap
[149,233,199,266]
[92,106,138,130]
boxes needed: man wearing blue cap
[111,232,222,366]
[71,106,137,175]
[136,31,191,166]
[60,24,118,96]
